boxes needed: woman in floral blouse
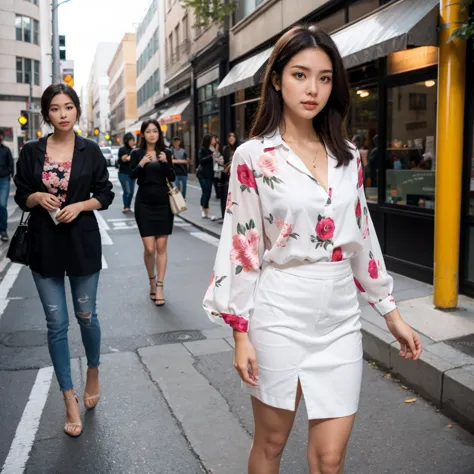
[203,25,422,473]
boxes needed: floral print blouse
[203,129,396,333]
[42,154,72,205]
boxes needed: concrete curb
[182,214,474,434]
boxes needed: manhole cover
[151,330,204,345]
[0,331,48,347]
[445,334,474,357]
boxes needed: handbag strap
[20,211,31,226]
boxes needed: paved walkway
[180,174,474,433]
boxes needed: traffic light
[36,130,42,138]
[59,35,66,61]
[94,128,100,136]
[63,71,74,88]
[105,133,110,140]
[18,111,28,131]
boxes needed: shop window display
[348,87,378,203]
[386,80,437,208]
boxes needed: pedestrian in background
[14,83,114,437]
[117,132,136,213]
[197,134,217,220]
[212,137,224,201]
[218,132,239,223]
[171,136,189,199]
[204,25,422,473]
[0,130,14,242]
[130,119,175,307]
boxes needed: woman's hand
[234,331,259,386]
[139,155,152,167]
[34,192,61,212]
[158,151,167,163]
[56,202,84,224]
[384,309,423,360]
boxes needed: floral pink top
[203,129,396,333]
[42,154,72,205]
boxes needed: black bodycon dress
[130,148,176,237]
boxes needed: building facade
[87,42,118,143]
[215,0,473,297]
[0,0,51,157]
[108,33,138,144]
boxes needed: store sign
[387,46,438,76]
[160,114,182,125]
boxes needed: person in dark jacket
[14,83,114,437]
[197,134,217,219]
[130,119,175,307]
[0,131,14,241]
[117,132,136,213]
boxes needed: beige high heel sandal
[63,394,82,437]
[84,392,101,410]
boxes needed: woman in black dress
[130,119,175,306]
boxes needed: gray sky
[58,0,151,92]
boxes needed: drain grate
[150,330,205,345]
[0,330,48,347]
[445,334,474,358]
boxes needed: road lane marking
[1,366,54,474]
[107,218,136,222]
[101,255,108,269]
[94,210,110,231]
[0,264,23,319]
[189,231,219,247]
[187,184,201,191]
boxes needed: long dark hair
[41,83,82,125]
[201,134,212,149]
[123,132,135,148]
[250,25,353,167]
[227,132,239,152]
[139,119,165,152]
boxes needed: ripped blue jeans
[32,271,101,392]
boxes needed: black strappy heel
[149,275,156,301]
[155,281,165,307]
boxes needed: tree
[180,0,237,29]
[449,0,473,41]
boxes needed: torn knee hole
[76,312,92,324]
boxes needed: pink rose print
[368,301,375,308]
[354,277,365,293]
[362,207,370,239]
[331,247,343,262]
[368,251,379,279]
[325,187,333,206]
[328,187,333,199]
[237,164,257,192]
[272,216,299,247]
[263,147,275,153]
[358,157,364,188]
[231,220,260,274]
[255,151,283,189]
[310,215,335,249]
[225,192,238,214]
[356,198,362,229]
[220,313,248,332]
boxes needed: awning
[216,47,272,98]
[332,0,439,69]
[157,99,191,125]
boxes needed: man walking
[171,136,189,199]
[0,131,14,242]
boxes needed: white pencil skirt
[244,259,363,420]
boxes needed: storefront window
[197,79,220,145]
[386,80,437,208]
[348,0,380,22]
[348,87,378,203]
[469,119,474,215]
[466,227,474,283]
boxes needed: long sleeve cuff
[373,293,396,317]
[220,313,249,332]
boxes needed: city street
[0,171,474,474]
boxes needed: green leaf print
[215,276,227,288]
[249,219,256,229]
[235,265,243,275]
[237,223,246,235]
[265,214,274,224]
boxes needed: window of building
[348,0,380,22]
[16,16,22,41]
[197,79,220,145]
[34,60,40,85]
[315,10,345,33]
[16,58,23,83]
[169,33,174,65]
[386,80,437,208]
[24,58,32,83]
[33,20,39,45]
[23,16,31,43]
[469,114,474,215]
[348,86,379,203]
[175,25,180,61]
[183,15,188,41]
[233,0,263,24]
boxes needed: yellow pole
[433,0,468,308]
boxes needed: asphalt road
[0,169,473,474]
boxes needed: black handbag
[7,212,31,266]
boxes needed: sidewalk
[180,174,474,433]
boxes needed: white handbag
[166,179,187,215]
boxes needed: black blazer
[197,147,214,179]
[14,134,115,277]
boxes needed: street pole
[433,0,468,309]
[52,0,60,83]
[28,75,33,141]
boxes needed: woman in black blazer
[197,134,216,219]
[14,84,114,437]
